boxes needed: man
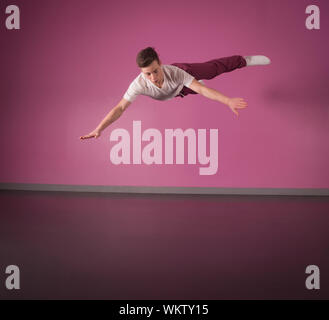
[80,47,270,140]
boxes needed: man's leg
[172,55,247,97]
[172,55,247,80]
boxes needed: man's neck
[156,78,164,88]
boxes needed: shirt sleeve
[177,68,195,88]
[123,78,142,102]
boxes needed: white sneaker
[244,55,271,66]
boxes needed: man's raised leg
[171,55,247,80]
[172,55,270,97]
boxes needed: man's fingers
[80,135,95,140]
[233,99,247,108]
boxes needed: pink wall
[1,0,328,188]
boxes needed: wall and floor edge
[0,183,329,196]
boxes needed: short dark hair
[136,47,160,68]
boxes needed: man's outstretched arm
[80,98,131,140]
[189,79,247,116]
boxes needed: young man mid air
[80,47,270,140]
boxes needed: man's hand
[80,98,131,141]
[80,129,102,140]
[227,98,248,116]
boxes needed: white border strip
[0,183,329,196]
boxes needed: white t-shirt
[123,65,195,102]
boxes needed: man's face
[141,60,164,86]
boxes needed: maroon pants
[171,55,247,97]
